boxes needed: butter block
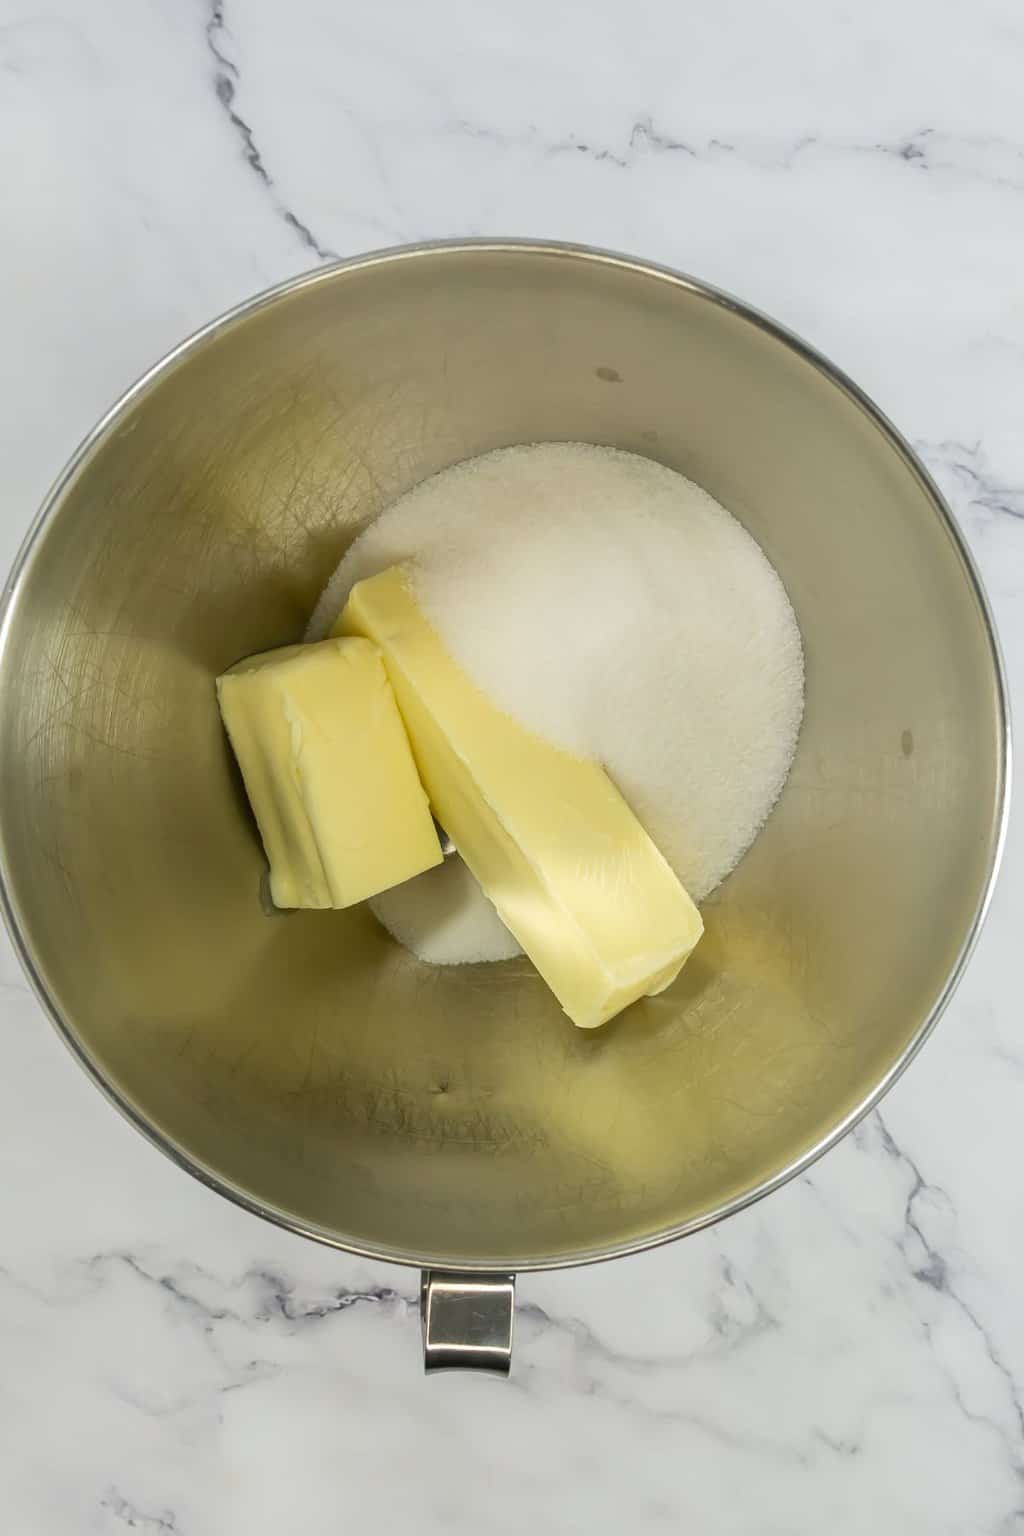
[336,569,703,1027]
[217,636,442,909]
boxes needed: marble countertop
[2,1,1022,1530]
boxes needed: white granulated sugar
[310,443,804,965]
[369,856,523,965]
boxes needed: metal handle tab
[420,1271,516,1374]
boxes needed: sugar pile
[309,443,804,965]
[359,854,524,965]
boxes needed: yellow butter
[337,568,703,1028]
[217,636,442,909]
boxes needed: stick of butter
[336,569,703,1028]
[217,637,442,909]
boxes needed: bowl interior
[0,247,1005,1268]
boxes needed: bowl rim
[0,238,1012,1273]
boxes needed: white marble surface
[1,0,1023,1529]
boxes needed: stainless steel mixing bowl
[0,242,1008,1371]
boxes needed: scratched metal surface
[0,245,1006,1270]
